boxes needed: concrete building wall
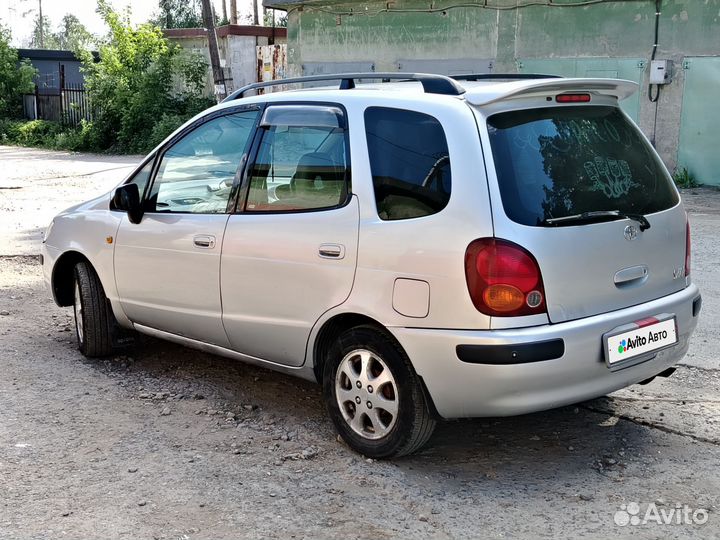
[221,35,271,90]
[269,0,720,185]
[166,25,287,96]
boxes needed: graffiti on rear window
[584,157,638,199]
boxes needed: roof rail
[222,72,466,102]
[452,73,563,81]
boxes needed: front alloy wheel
[73,261,114,357]
[73,281,84,344]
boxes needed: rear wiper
[542,210,651,231]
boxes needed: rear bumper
[389,284,701,419]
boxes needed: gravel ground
[0,145,718,539]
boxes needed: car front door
[114,107,261,346]
[220,104,359,366]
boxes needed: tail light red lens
[465,238,547,317]
[685,216,691,277]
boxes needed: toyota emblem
[624,225,639,241]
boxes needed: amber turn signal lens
[482,284,525,312]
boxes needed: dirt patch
[1,256,718,539]
[681,186,720,216]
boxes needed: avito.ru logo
[617,336,646,354]
[614,502,709,527]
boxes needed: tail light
[685,216,691,277]
[465,238,547,317]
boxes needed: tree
[29,13,60,49]
[55,14,94,52]
[0,26,37,118]
[28,13,95,52]
[152,0,204,29]
[263,10,288,28]
[79,0,212,152]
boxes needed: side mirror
[112,183,143,224]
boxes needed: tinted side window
[365,107,451,220]
[487,106,679,226]
[146,110,259,214]
[245,125,349,213]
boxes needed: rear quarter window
[486,106,679,226]
[365,107,451,220]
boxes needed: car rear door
[477,99,687,324]
[113,107,261,345]
[220,103,359,367]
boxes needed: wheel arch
[51,250,92,307]
[311,313,441,419]
[312,313,386,382]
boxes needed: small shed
[16,49,93,124]
[16,49,86,95]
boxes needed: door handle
[319,243,345,259]
[614,265,648,287]
[193,235,216,249]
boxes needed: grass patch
[1,119,107,153]
[673,167,699,189]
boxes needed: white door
[114,108,261,346]
[221,104,359,367]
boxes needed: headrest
[294,152,341,181]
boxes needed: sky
[0,0,262,46]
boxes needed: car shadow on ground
[84,333,653,483]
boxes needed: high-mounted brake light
[464,238,547,317]
[556,93,591,103]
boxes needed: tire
[73,262,114,357]
[323,325,436,458]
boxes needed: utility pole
[221,0,227,24]
[252,0,259,25]
[200,0,226,101]
[37,0,44,48]
[230,0,237,24]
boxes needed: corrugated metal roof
[16,49,100,62]
[16,49,81,62]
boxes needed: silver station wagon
[42,73,702,457]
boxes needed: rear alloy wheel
[73,262,114,357]
[323,325,436,458]
[336,349,399,440]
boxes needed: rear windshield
[486,106,679,227]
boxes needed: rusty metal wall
[256,44,288,93]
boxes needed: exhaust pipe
[638,367,677,386]
[658,367,676,378]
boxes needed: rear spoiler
[464,78,638,106]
